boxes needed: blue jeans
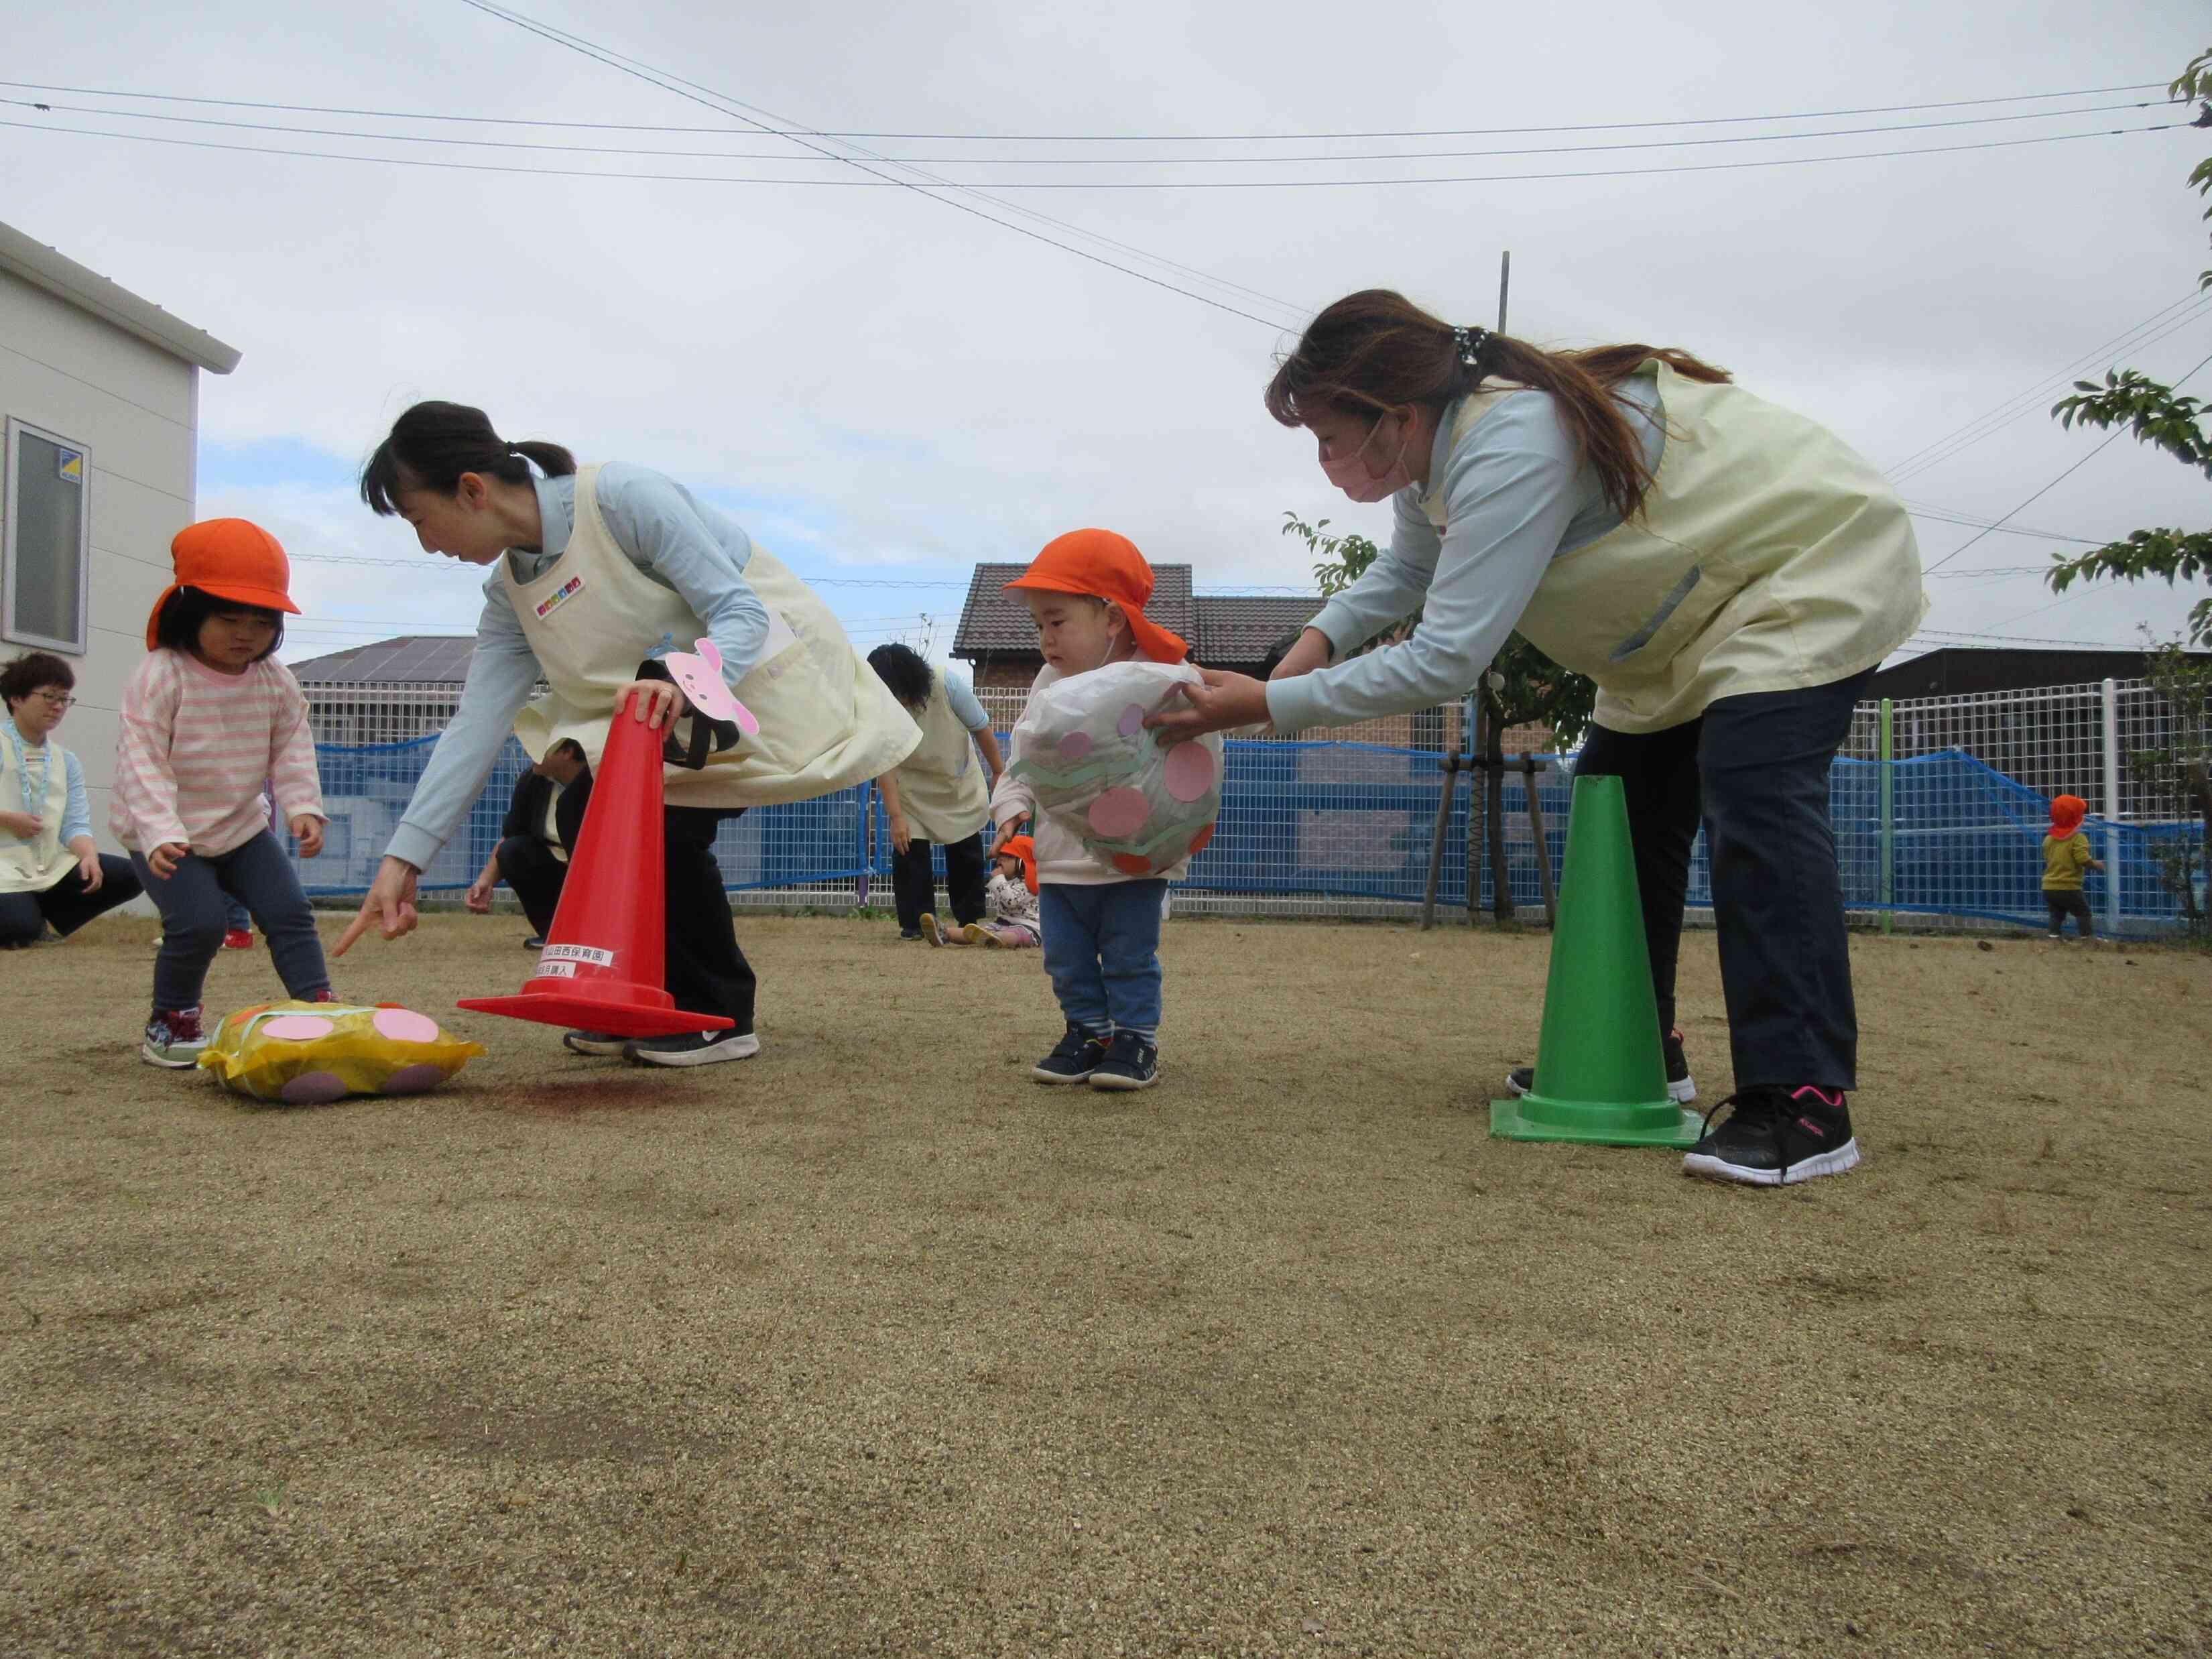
[1039,879,1166,1040]
[131,830,328,1012]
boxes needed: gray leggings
[131,831,329,1012]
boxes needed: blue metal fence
[295,733,2203,934]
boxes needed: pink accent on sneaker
[1790,1086,1843,1107]
[307,989,337,1004]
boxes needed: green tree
[1282,511,1598,922]
[2126,636,2212,936]
[2043,48,2212,645]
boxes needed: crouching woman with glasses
[0,652,141,948]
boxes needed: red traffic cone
[458,691,733,1039]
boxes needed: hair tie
[1453,325,1492,369]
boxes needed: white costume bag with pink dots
[1007,661,1223,877]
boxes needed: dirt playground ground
[1,911,2205,1657]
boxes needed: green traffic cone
[1489,774,1703,1148]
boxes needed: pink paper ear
[664,641,759,735]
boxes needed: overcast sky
[4,0,2207,669]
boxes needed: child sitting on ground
[113,520,334,1066]
[963,835,1042,948]
[988,529,1220,1091]
[2040,792,2105,940]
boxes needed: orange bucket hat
[996,833,1040,895]
[2048,794,2087,837]
[146,519,300,649]
[1002,528,1188,665]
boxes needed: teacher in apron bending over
[335,401,918,1067]
[866,643,1003,944]
[1151,290,1926,1186]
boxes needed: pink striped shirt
[111,649,324,856]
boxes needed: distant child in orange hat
[2039,792,2104,940]
[113,519,334,1066]
[989,529,1217,1091]
[962,835,1042,948]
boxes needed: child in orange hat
[963,834,1042,948]
[989,529,1219,1090]
[113,519,334,1066]
[2040,792,2104,940]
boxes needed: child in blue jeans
[989,530,1209,1092]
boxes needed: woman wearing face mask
[1150,289,1926,1188]
[334,401,918,1067]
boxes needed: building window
[3,418,90,654]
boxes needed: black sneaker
[1682,1087,1859,1186]
[1507,1028,1695,1103]
[1089,1030,1160,1091]
[1032,1024,1109,1085]
[562,1030,628,1056]
[625,1029,763,1068]
[898,928,924,942]
[524,935,546,950]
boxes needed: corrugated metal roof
[290,635,481,685]
[952,564,1320,670]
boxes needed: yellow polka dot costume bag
[1007,661,1223,876]
[198,1001,485,1105]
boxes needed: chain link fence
[294,676,2207,935]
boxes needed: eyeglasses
[33,691,76,708]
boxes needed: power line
[1920,344,2212,576]
[1884,292,2212,483]
[0,76,2167,141]
[446,0,1298,328]
[0,93,2162,165]
[3,110,2177,190]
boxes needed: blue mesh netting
[296,733,2204,932]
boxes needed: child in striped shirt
[113,520,334,1067]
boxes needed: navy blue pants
[1574,669,1871,1092]
[131,831,328,1013]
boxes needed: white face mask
[1319,413,1414,503]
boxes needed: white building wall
[0,266,199,851]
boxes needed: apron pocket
[1609,566,1703,664]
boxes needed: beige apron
[504,466,920,806]
[0,730,76,895]
[1423,361,1928,733]
[893,678,990,845]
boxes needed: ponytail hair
[359,400,576,515]
[1264,289,1731,521]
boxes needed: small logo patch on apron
[534,576,586,620]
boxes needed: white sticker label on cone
[541,944,615,968]
[538,961,578,978]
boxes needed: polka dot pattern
[1057,731,1093,761]
[280,1071,348,1106]
[1117,702,1146,739]
[1087,788,1151,839]
[381,1064,445,1095]
[372,1008,442,1044]
[1164,742,1216,803]
[263,1015,336,1042]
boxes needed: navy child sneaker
[1089,1029,1160,1091]
[1032,1024,1109,1085]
